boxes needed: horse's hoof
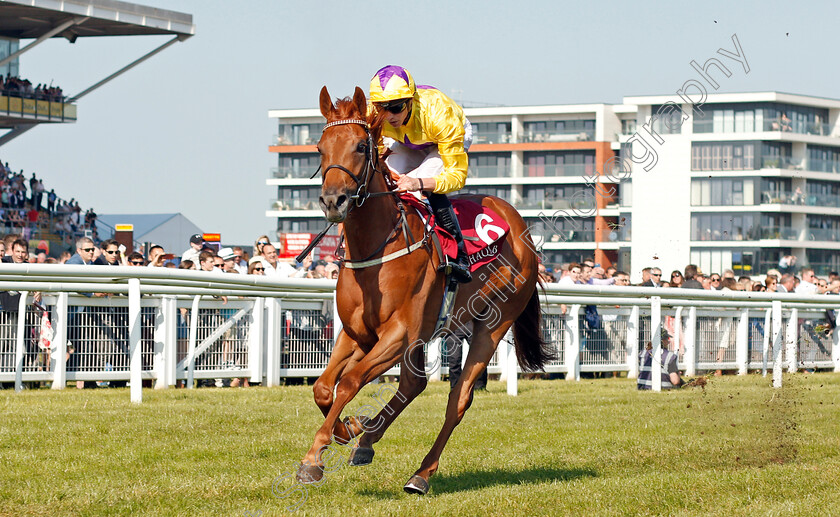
[403,475,430,495]
[295,463,323,484]
[348,446,375,466]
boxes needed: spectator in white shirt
[261,243,296,277]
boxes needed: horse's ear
[319,86,335,119]
[353,86,367,117]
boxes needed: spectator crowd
[0,75,64,102]
[0,160,98,246]
[540,257,840,295]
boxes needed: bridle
[293,116,430,268]
[295,116,416,264]
[312,118,389,209]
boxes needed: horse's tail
[513,282,556,371]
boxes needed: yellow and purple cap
[369,65,416,104]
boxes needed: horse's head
[317,86,378,223]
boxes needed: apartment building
[268,91,840,277]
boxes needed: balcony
[523,163,596,178]
[540,228,627,244]
[759,226,799,240]
[806,228,840,241]
[471,130,512,145]
[269,199,320,211]
[520,129,594,143]
[468,165,509,178]
[806,158,840,174]
[761,190,840,208]
[760,155,801,170]
[515,197,596,211]
[271,166,318,179]
[763,118,835,137]
[272,131,322,146]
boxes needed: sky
[2,0,838,247]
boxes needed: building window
[806,215,840,242]
[650,104,685,135]
[691,142,756,171]
[526,216,595,243]
[468,153,510,178]
[760,178,792,204]
[691,213,763,241]
[761,142,794,169]
[460,186,511,201]
[806,250,840,276]
[471,122,512,144]
[692,102,829,136]
[273,154,321,179]
[808,144,840,173]
[522,120,595,142]
[520,185,601,210]
[524,151,595,177]
[691,178,756,206]
[273,187,322,210]
[806,181,840,208]
[690,247,784,277]
[277,218,337,235]
[276,123,323,145]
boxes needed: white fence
[1,265,839,400]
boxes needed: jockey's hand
[396,175,423,192]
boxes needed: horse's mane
[334,96,385,143]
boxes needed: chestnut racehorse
[296,86,553,495]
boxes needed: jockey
[369,65,473,283]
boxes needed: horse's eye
[356,142,367,154]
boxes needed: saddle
[399,195,510,272]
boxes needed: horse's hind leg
[350,343,428,466]
[404,318,512,495]
[311,330,367,443]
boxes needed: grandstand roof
[0,0,194,39]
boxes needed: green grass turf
[1,373,839,516]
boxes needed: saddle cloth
[400,195,510,272]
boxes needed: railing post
[786,308,798,374]
[762,308,772,377]
[673,306,683,355]
[14,291,29,393]
[185,295,202,389]
[249,298,265,385]
[772,300,783,388]
[154,296,176,389]
[505,329,517,396]
[685,307,697,377]
[627,305,639,378]
[428,335,442,382]
[651,296,662,392]
[565,305,580,382]
[834,307,840,373]
[332,290,342,344]
[128,278,142,404]
[51,292,68,390]
[736,308,749,375]
[265,298,282,387]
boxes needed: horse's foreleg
[298,329,408,483]
[311,330,366,443]
[350,345,428,465]
[405,320,512,495]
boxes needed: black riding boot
[429,194,472,283]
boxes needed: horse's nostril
[336,195,348,208]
